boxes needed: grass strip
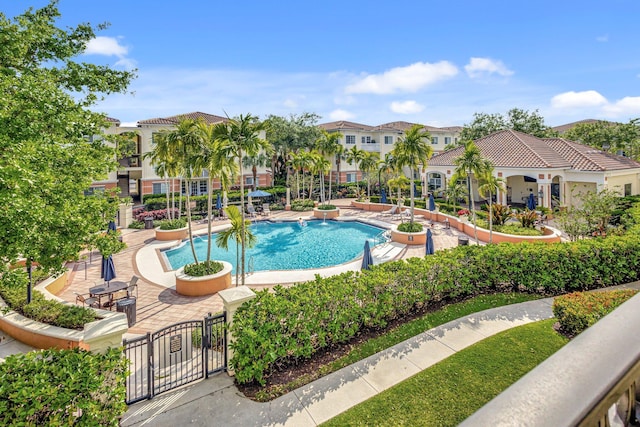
[323,318,568,426]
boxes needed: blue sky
[5,1,640,127]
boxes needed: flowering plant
[457,209,470,216]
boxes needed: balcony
[118,155,141,168]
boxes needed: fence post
[218,286,256,376]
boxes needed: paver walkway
[120,298,556,426]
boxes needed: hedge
[229,234,640,385]
[0,348,128,426]
[552,289,638,336]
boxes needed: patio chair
[74,292,100,308]
[247,204,257,218]
[380,205,398,217]
[262,203,271,216]
[127,276,139,299]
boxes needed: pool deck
[57,199,473,335]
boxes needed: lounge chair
[262,203,271,216]
[397,209,424,220]
[127,276,139,299]
[380,205,398,216]
[247,204,257,218]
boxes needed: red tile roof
[429,129,640,172]
[552,119,617,134]
[317,121,374,131]
[138,112,228,125]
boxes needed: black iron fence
[123,312,227,405]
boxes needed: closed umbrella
[216,193,222,218]
[101,255,116,285]
[428,193,436,211]
[413,183,419,197]
[381,188,387,204]
[361,240,374,270]
[108,220,117,232]
[527,192,536,210]
[425,229,435,255]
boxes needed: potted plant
[313,203,340,219]
[457,209,470,222]
[155,218,188,241]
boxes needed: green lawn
[322,319,568,427]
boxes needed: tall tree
[215,206,256,286]
[345,146,366,195]
[453,141,489,243]
[477,163,506,243]
[309,151,331,203]
[459,108,556,141]
[242,152,270,191]
[360,151,381,200]
[564,119,640,160]
[391,124,433,223]
[0,2,135,301]
[212,114,269,287]
[315,130,343,204]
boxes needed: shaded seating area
[74,292,100,308]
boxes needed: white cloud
[85,36,128,57]
[550,90,608,108]
[390,100,424,114]
[84,36,136,70]
[345,61,458,95]
[603,96,640,115]
[329,109,355,121]
[596,34,609,42]
[465,57,514,79]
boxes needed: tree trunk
[410,168,415,223]
[206,176,213,262]
[185,180,199,265]
[328,169,333,204]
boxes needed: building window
[346,173,356,183]
[245,176,254,186]
[191,181,198,195]
[454,138,458,144]
[444,137,451,145]
[625,183,632,196]
[346,135,356,145]
[429,174,442,190]
[152,182,167,195]
[361,136,365,144]
[200,180,208,194]
[431,137,438,145]
[364,136,372,144]
[384,136,394,145]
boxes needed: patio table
[89,281,128,308]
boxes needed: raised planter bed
[175,261,233,296]
[313,207,340,220]
[390,228,427,245]
[155,226,189,241]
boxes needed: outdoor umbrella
[101,255,116,285]
[527,192,536,210]
[413,183,419,197]
[428,193,436,211]
[425,229,435,255]
[216,193,222,217]
[361,240,374,270]
[380,188,387,204]
[108,220,117,232]
[247,190,271,198]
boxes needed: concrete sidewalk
[120,298,555,427]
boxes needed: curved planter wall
[391,228,427,245]
[155,226,189,241]
[313,208,340,219]
[175,261,233,296]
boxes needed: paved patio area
[56,199,472,335]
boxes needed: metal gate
[123,312,227,404]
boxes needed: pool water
[163,220,385,273]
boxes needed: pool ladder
[372,229,391,246]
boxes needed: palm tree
[197,121,238,264]
[345,146,365,195]
[315,130,343,204]
[359,151,380,200]
[212,113,269,287]
[243,152,270,191]
[391,124,433,223]
[453,140,489,244]
[477,162,506,244]
[377,153,396,197]
[444,174,467,208]
[309,151,331,203]
[215,205,256,286]
[144,133,179,220]
[290,151,308,199]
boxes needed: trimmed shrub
[552,289,638,336]
[230,235,640,385]
[397,222,423,232]
[128,220,144,229]
[184,261,224,277]
[291,199,315,211]
[158,218,187,230]
[317,204,337,210]
[0,348,128,426]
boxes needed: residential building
[425,129,640,209]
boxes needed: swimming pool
[162,220,386,273]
